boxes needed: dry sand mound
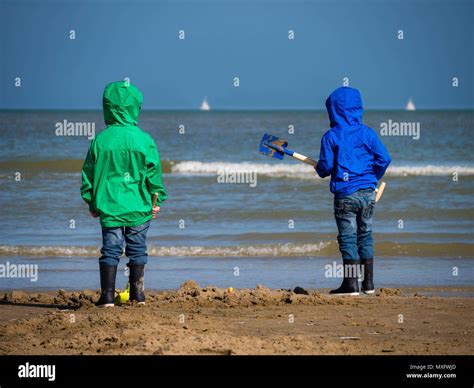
[0,281,472,355]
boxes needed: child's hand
[152,206,161,219]
[90,211,99,218]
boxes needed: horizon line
[1,107,473,112]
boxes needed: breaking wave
[1,241,472,258]
[170,161,474,177]
[1,159,473,178]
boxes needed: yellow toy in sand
[114,283,130,305]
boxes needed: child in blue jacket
[316,87,391,295]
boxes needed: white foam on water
[171,161,314,178]
[170,161,474,177]
[387,165,474,176]
[0,242,333,258]
[1,241,472,258]
[148,242,332,257]
[0,245,100,257]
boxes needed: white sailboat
[405,97,416,111]
[200,97,210,111]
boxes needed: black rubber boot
[329,259,360,296]
[129,264,145,305]
[361,258,375,294]
[96,265,117,308]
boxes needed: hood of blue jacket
[325,87,363,129]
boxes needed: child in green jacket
[81,81,167,307]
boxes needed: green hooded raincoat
[80,81,167,228]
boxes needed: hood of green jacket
[103,81,143,126]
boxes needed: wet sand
[0,282,472,355]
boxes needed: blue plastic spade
[259,133,317,167]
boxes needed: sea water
[0,110,472,290]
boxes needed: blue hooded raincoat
[316,87,391,197]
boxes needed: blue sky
[1,0,473,110]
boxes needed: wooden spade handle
[375,182,386,203]
[292,152,318,167]
[152,193,158,207]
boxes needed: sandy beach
[0,282,472,355]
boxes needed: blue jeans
[99,221,150,266]
[334,188,375,260]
